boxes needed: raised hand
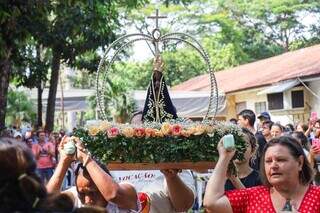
[73,137,90,164]
[217,138,236,162]
[160,169,181,179]
[58,136,76,163]
[310,144,320,156]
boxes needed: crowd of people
[2,128,67,185]
[1,109,320,212]
[1,108,320,212]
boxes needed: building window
[267,93,283,110]
[255,102,267,114]
[292,90,304,108]
[236,102,247,114]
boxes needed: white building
[174,44,320,125]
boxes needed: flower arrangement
[74,120,247,168]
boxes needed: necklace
[271,187,296,212]
[282,199,293,211]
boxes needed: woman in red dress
[204,135,320,212]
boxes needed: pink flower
[171,124,182,136]
[107,127,120,138]
[134,128,145,138]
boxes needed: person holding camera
[46,136,140,212]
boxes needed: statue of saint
[142,55,178,123]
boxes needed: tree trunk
[37,84,43,128]
[59,69,65,130]
[0,50,11,132]
[45,48,61,132]
[36,45,43,129]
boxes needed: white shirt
[111,170,196,213]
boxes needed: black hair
[241,127,258,163]
[37,130,46,137]
[74,159,112,203]
[271,123,284,132]
[75,159,111,184]
[229,118,238,124]
[295,122,308,132]
[39,192,74,212]
[238,109,256,127]
[25,137,33,142]
[0,137,47,212]
[285,124,295,132]
[262,120,274,130]
[291,131,310,151]
[242,127,257,152]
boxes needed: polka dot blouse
[225,185,320,213]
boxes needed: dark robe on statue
[142,71,177,123]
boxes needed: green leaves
[74,123,246,164]
[5,89,36,126]
[220,0,320,51]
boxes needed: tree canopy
[112,0,320,90]
[0,1,48,131]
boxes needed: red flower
[134,128,145,138]
[171,124,182,136]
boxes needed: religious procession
[1,1,320,212]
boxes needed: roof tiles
[173,44,320,93]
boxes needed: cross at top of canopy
[96,9,219,121]
[147,9,167,30]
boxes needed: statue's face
[153,55,164,72]
[153,71,162,91]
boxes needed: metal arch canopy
[96,33,153,120]
[96,10,219,121]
